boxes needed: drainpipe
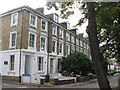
[46,52,50,82]
[46,22,52,82]
[19,9,24,82]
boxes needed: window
[85,43,87,49]
[59,28,63,38]
[76,39,79,45]
[11,13,18,26]
[29,33,35,47]
[52,24,57,35]
[71,36,74,43]
[80,40,83,47]
[10,32,17,48]
[66,45,70,55]
[59,43,63,54]
[66,33,70,41]
[76,47,79,52]
[30,14,37,27]
[38,57,43,71]
[41,37,46,51]
[41,20,47,31]
[83,42,85,48]
[54,14,58,22]
[67,23,70,29]
[52,41,56,53]
[71,45,75,53]
[58,59,61,72]
[28,29,37,50]
[80,47,82,52]
[10,55,15,70]
[87,44,89,49]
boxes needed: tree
[47,1,112,89]
[61,51,93,76]
[87,2,111,89]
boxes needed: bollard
[45,74,50,82]
[53,77,59,85]
[40,77,45,84]
[76,75,81,82]
[118,73,120,89]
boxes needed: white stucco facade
[1,49,49,76]
[0,52,2,75]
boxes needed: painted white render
[1,49,48,76]
[0,52,2,75]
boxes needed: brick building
[0,6,90,77]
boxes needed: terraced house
[0,6,90,78]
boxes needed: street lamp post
[19,10,24,82]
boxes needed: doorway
[58,59,61,72]
[25,55,31,74]
[50,58,54,74]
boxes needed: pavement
[2,75,119,88]
[2,76,98,88]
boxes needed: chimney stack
[61,22,70,29]
[78,33,84,37]
[69,28,77,34]
[35,7,44,14]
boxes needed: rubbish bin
[53,77,59,85]
[40,77,45,84]
[76,75,81,82]
[45,74,50,82]
[21,74,31,83]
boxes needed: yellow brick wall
[2,11,23,50]
[0,17,2,51]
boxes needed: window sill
[8,71,15,75]
[9,70,15,72]
[41,29,47,32]
[52,34,57,36]
[51,52,57,55]
[29,24,37,28]
[40,50,47,53]
[9,46,16,49]
[59,53,64,56]
[28,46,36,51]
[59,36,63,38]
[11,24,17,27]
[37,71,44,74]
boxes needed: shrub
[61,51,93,76]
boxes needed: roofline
[0,5,87,41]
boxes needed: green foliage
[107,69,114,72]
[61,51,93,76]
[96,2,120,62]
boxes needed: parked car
[107,71,114,75]
[114,70,120,73]
[107,69,120,76]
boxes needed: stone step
[53,76,76,85]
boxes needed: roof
[0,5,89,42]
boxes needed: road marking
[18,87,27,88]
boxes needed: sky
[0,0,88,36]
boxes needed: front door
[50,58,53,74]
[58,59,61,72]
[25,55,31,74]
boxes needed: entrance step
[50,73,76,85]
[53,76,76,85]
[50,73,63,79]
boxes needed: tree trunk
[87,2,112,90]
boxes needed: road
[73,75,118,88]
[0,76,2,90]
[2,82,37,88]
[2,75,118,88]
